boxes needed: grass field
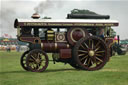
[0,52,128,85]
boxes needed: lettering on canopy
[23,22,116,27]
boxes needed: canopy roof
[14,19,119,28]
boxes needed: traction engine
[14,13,119,72]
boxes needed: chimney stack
[31,13,40,19]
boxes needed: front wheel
[73,36,108,71]
[26,49,49,72]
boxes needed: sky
[0,0,128,40]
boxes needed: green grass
[0,52,128,85]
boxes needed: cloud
[0,0,39,37]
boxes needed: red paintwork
[60,49,71,59]
[42,43,69,52]
[72,30,84,41]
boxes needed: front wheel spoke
[37,64,40,69]
[37,53,41,59]
[33,63,37,68]
[29,58,34,62]
[80,55,88,61]
[96,57,103,63]
[31,55,36,61]
[78,50,88,53]
[31,63,35,69]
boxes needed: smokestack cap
[31,13,40,19]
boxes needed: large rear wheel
[73,36,108,71]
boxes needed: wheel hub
[88,50,95,57]
[36,58,41,64]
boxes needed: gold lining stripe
[109,42,114,48]
[105,37,113,42]
[70,28,85,42]
[20,37,35,44]
[67,44,70,48]
[105,37,114,48]
[20,37,41,44]
[47,30,54,33]
[34,38,41,44]
[47,34,54,37]
[41,43,43,49]
[55,43,57,50]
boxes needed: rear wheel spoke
[80,55,88,61]
[83,59,87,65]
[90,59,93,65]
[95,41,100,48]
[93,57,98,66]
[92,40,94,49]
[87,58,91,66]
[95,46,100,51]
[96,57,103,63]
[96,54,102,57]
[96,51,105,53]
[80,44,86,50]
[84,43,89,48]
[89,39,91,47]
[78,53,86,57]
[78,50,88,53]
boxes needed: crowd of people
[4,45,28,52]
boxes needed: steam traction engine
[14,13,119,72]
